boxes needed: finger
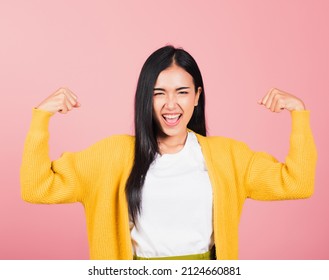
[273,98,286,113]
[65,99,73,111]
[65,87,78,101]
[67,96,81,109]
[62,90,78,107]
[58,104,68,114]
[270,92,281,112]
[264,89,279,110]
[259,87,275,105]
[57,87,78,107]
[73,101,81,108]
[64,93,81,111]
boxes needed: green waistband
[134,248,216,260]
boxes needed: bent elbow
[300,185,314,199]
[294,179,315,199]
[20,182,38,203]
[20,177,47,204]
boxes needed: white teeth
[163,114,181,119]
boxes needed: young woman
[20,46,317,260]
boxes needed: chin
[159,126,185,138]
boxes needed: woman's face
[153,64,201,140]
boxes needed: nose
[165,93,177,109]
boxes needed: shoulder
[193,132,255,166]
[193,132,249,151]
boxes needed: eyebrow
[153,87,190,91]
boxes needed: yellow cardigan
[20,108,317,259]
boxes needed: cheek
[182,97,196,113]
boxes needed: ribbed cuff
[29,108,53,132]
[291,110,312,134]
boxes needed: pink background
[0,0,328,259]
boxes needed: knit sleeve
[245,110,317,200]
[20,108,109,204]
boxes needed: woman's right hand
[36,87,81,114]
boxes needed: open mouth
[162,114,182,126]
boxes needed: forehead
[155,65,194,88]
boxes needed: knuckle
[59,87,69,95]
[273,94,280,101]
[56,95,66,103]
[58,87,66,93]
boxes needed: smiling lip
[162,114,182,127]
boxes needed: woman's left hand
[258,88,305,112]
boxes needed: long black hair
[126,45,207,225]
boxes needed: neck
[157,130,188,154]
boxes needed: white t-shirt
[130,132,214,258]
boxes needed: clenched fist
[36,87,81,114]
[258,88,305,112]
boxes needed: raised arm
[245,88,317,200]
[20,87,84,204]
